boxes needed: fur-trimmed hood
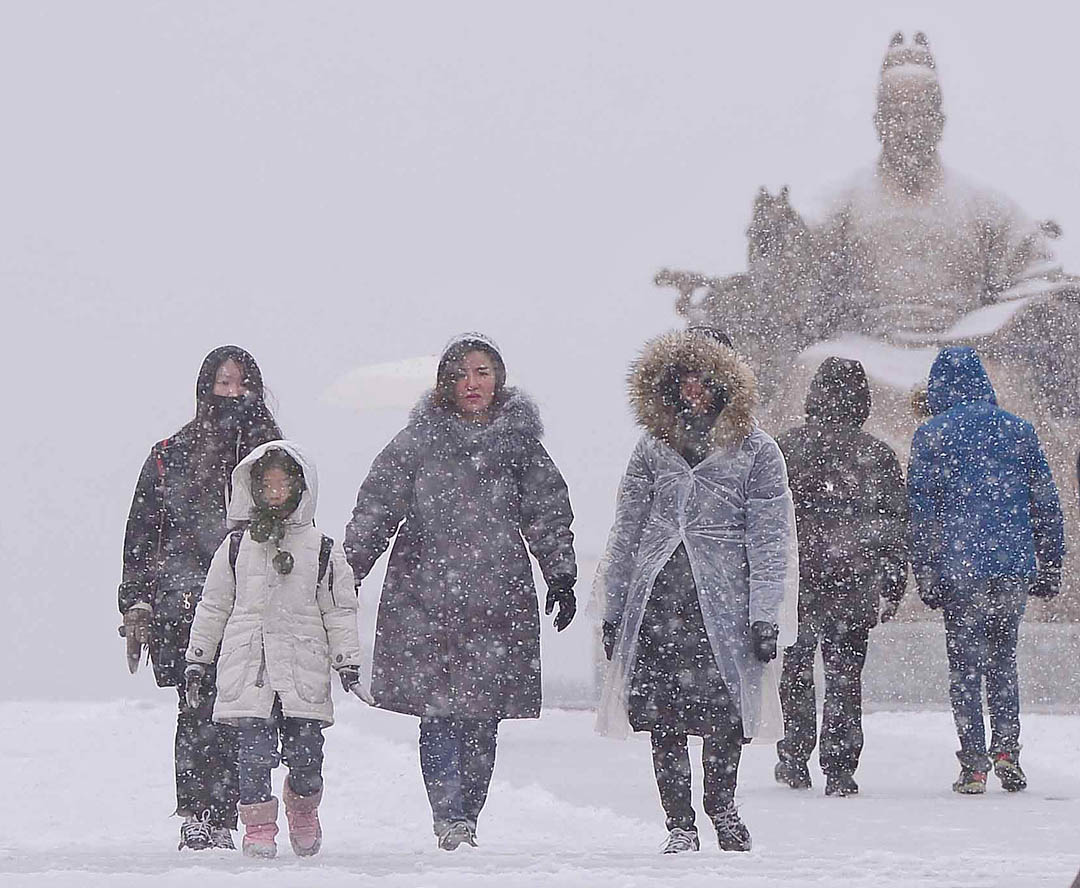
[629,330,756,452]
[407,386,544,465]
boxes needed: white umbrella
[322,354,439,411]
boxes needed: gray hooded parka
[345,388,576,720]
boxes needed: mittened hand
[545,580,577,632]
[123,605,152,644]
[122,604,152,674]
[183,663,206,710]
[879,598,900,624]
[602,620,618,661]
[338,666,375,704]
[750,621,778,663]
[1030,564,1062,599]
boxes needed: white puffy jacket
[186,440,362,725]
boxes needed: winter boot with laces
[436,820,476,851]
[774,759,812,790]
[283,781,323,857]
[992,751,1027,792]
[238,797,279,858]
[209,826,236,850]
[712,801,752,852]
[178,811,213,851]
[952,766,987,795]
[660,827,700,854]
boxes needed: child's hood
[228,439,318,527]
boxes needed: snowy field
[3,701,1078,887]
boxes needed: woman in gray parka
[595,327,798,854]
[344,333,577,851]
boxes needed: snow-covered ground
[3,701,1078,887]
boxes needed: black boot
[992,751,1027,792]
[775,759,812,790]
[712,802,752,852]
[825,774,859,797]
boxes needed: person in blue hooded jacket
[908,347,1064,795]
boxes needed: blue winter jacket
[907,347,1064,594]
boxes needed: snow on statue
[658,31,1080,615]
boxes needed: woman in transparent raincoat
[595,327,798,854]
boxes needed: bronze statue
[659,32,1080,612]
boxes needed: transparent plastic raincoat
[595,332,799,740]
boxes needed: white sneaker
[437,821,476,851]
[661,827,700,854]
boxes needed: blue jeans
[235,696,325,805]
[418,716,499,832]
[943,578,1027,772]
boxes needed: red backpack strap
[154,437,170,479]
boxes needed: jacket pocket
[292,637,331,704]
[216,630,257,703]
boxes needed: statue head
[874,32,945,176]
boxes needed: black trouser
[651,726,742,831]
[235,695,325,805]
[174,676,239,828]
[777,617,870,778]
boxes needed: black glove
[1029,564,1062,599]
[920,583,950,610]
[602,621,618,661]
[750,621,778,663]
[545,578,576,632]
[338,666,374,703]
[879,598,900,623]
[916,570,953,610]
[184,663,206,710]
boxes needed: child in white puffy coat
[185,440,370,859]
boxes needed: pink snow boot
[237,797,279,859]
[283,781,323,857]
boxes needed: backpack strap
[319,535,334,590]
[227,532,332,594]
[228,529,245,574]
[150,438,171,575]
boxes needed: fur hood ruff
[407,386,543,461]
[629,330,756,452]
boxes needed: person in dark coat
[909,346,1064,794]
[118,345,282,850]
[344,333,577,851]
[595,328,798,855]
[773,357,908,797]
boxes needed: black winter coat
[344,388,576,720]
[119,348,281,686]
[776,358,908,628]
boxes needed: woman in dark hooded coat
[773,357,908,797]
[344,333,577,852]
[118,345,282,851]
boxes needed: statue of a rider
[663,31,1078,416]
[659,31,1080,611]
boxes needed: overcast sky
[4,1,1079,699]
